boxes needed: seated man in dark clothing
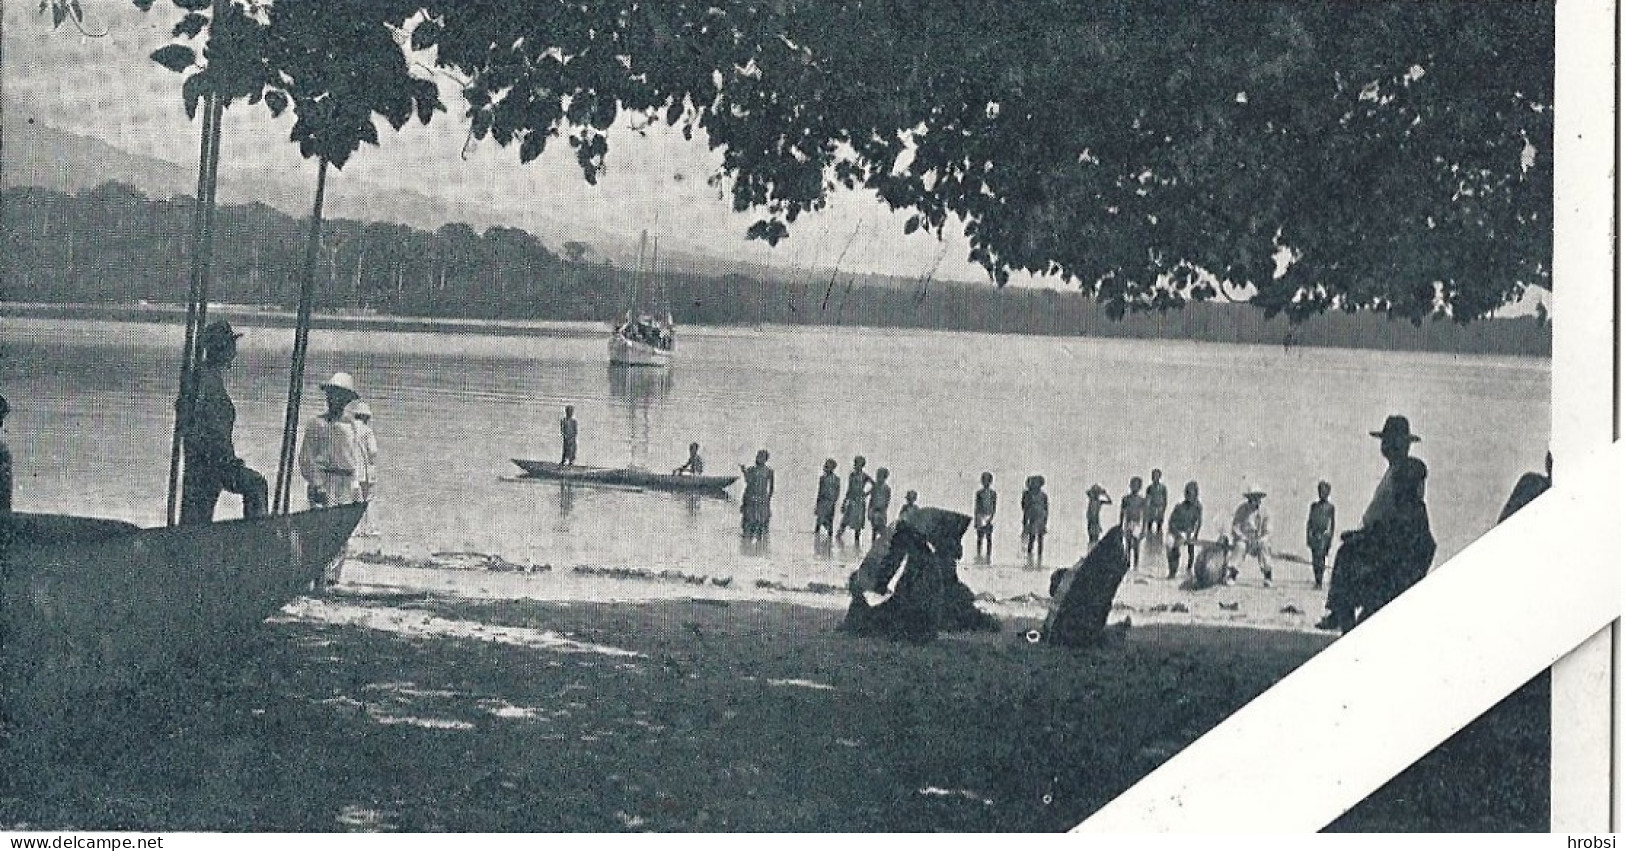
[841,507,997,642]
[1323,457,1435,632]
[180,319,268,524]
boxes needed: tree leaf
[170,0,210,11]
[265,89,288,118]
[172,12,206,38]
[150,44,197,73]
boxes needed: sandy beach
[0,546,1547,832]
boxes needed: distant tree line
[2,183,1549,356]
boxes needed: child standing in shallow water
[1021,475,1049,564]
[973,472,997,561]
[814,458,840,535]
[1306,481,1336,590]
[1085,484,1112,546]
[1120,477,1147,569]
[838,455,872,541]
[867,467,893,541]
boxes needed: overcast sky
[3,2,1008,284]
[3,3,1548,315]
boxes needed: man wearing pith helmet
[297,371,363,509]
[179,318,269,524]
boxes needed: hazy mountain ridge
[1,111,953,290]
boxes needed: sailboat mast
[631,229,648,315]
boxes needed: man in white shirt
[299,372,362,509]
[1228,484,1274,586]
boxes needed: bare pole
[273,157,329,514]
[165,89,224,526]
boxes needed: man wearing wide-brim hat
[179,318,268,524]
[1228,480,1274,586]
[1318,414,1431,632]
[297,371,362,511]
[1360,414,1422,531]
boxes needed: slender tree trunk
[273,158,329,515]
[165,91,224,526]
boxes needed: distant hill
[0,109,961,291]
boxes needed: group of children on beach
[798,454,1339,591]
[813,455,920,543]
[559,405,1347,591]
[976,469,1340,589]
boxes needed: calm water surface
[2,317,1549,588]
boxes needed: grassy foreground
[0,594,1546,832]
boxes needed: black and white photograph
[0,0,1615,835]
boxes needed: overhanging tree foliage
[49,0,1552,322]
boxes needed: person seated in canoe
[674,442,704,476]
[180,319,269,524]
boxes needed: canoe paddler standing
[298,371,362,509]
[560,405,579,466]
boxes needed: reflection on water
[607,364,674,404]
[607,365,673,470]
[739,532,772,559]
[1,317,1549,588]
[557,481,575,518]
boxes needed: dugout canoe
[511,459,737,492]
[1,502,366,723]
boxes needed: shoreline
[341,548,1340,636]
[0,300,1554,360]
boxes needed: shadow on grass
[0,596,1544,832]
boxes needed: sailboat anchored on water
[609,230,675,367]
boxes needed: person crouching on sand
[1229,482,1274,586]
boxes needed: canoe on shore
[511,459,737,492]
[2,503,367,724]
